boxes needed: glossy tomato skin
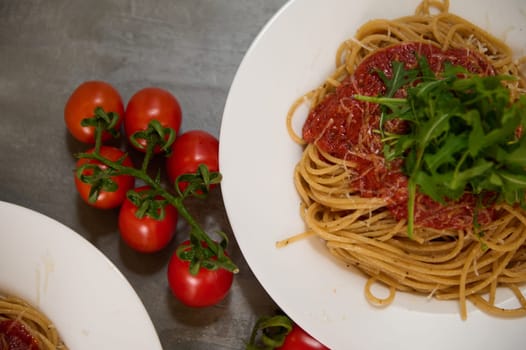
[124,87,182,152]
[278,325,329,350]
[167,240,234,307]
[74,146,135,209]
[166,130,219,190]
[65,81,124,143]
[118,186,178,253]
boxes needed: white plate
[0,201,162,350]
[219,0,526,349]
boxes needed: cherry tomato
[167,240,234,307]
[278,324,329,350]
[118,186,178,253]
[124,87,182,153]
[74,146,135,209]
[65,81,124,143]
[166,130,219,191]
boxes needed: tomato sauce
[302,42,496,230]
[0,320,40,350]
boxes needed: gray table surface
[0,1,289,349]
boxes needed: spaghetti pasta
[0,294,67,349]
[284,0,526,320]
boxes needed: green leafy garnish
[355,57,526,237]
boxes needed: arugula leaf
[380,61,420,98]
[423,134,467,173]
[354,56,526,237]
[505,138,526,167]
[374,61,420,136]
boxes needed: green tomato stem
[141,140,156,173]
[94,120,103,154]
[246,315,293,350]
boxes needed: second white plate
[0,201,162,350]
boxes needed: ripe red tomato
[278,325,329,350]
[65,81,124,143]
[167,240,234,307]
[118,186,178,253]
[124,87,182,152]
[166,130,219,191]
[74,146,135,209]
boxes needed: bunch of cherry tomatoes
[64,80,328,349]
[64,80,233,308]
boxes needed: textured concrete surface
[0,1,288,348]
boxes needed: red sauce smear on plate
[302,42,496,230]
[0,320,40,350]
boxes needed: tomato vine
[72,103,239,275]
